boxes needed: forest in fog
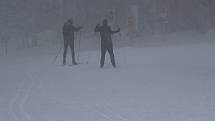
[1,0,215,39]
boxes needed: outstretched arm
[111,28,120,34]
[73,26,83,32]
[94,24,101,32]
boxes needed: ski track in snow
[9,94,20,121]
[94,104,131,121]
[1,40,215,121]
[19,73,37,121]
[8,72,44,121]
[103,104,131,121]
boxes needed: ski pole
[53,47,63,64]
[5,39,8,56]
[77,31,81,61]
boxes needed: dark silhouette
[62,18,82,65]
[94,19,120,68]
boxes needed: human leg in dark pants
[100,45,107,68]
[69,41,77,65]
[107,45,116,68]
[63,39,69,65]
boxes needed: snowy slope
[0,37,215,121]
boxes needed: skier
[94,19,120,68]
[62,18,83,65]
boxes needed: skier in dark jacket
[62,18,83,65]
[94,19,120,68]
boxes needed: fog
[1,1,215,121]
[1,0,215,46]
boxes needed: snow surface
[0,33,215,121]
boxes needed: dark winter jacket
[63,21,82,40]
[94,25,120,46]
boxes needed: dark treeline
[1,0,215,39]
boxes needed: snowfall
[0,31,215,121]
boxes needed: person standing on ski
[94,19,120,68]
[62,18,83,65]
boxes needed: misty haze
[0,0,215,121]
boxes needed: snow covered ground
[0,33,215,121]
